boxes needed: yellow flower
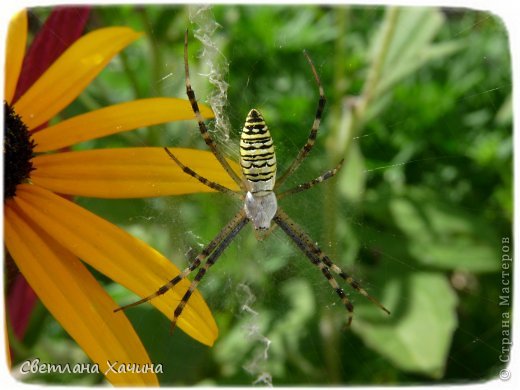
[4,10,238,384]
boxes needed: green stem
[327,7,400,162]
[321,7,350,383]
[6,317,31,359]
[332,7,351,104]
[137,7,166,146]
[356,7,400,121]
[320,311,341,383]
[321,8,400,378]
[137,7,163,96]
[119,50,143,98]
[323,7,350,245]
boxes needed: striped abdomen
[240,109,277,192]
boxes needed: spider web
[189,5,232,143]
[133,5,512,387]
[16,4,513,388]
[186,8,338,386]
[171,5,511,387]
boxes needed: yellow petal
[32,147,241,198]
[5,9,27,104]
[14,184,218,346]
[33,98,214,152]
[5,200,158,385]
[14,27,142,130]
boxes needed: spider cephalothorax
[115,31,390,333]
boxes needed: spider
[115,31,390,333]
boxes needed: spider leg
[273,209,354,325]
[273,208,390,325]
[164,147,241,200]
[277,158,344,199]
[184,30,246,191]
[114,210,247,313]
[170,212,249,334]
[275,50,326,189]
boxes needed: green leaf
[377,40,465,96]
[352,271,458,378]
[495,93,512,126]
[337,142,366,203]
[364,7,463,122]
[388,188,501,272]
[382,8,444,67]
[364,187,501,273]
[213,279,316,379]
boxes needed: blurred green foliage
[16,4,511,385]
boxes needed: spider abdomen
[244,191,277,233]
[240,109,277,193]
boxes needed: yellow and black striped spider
[115,31,390,332]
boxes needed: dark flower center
[4,101,35,201]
